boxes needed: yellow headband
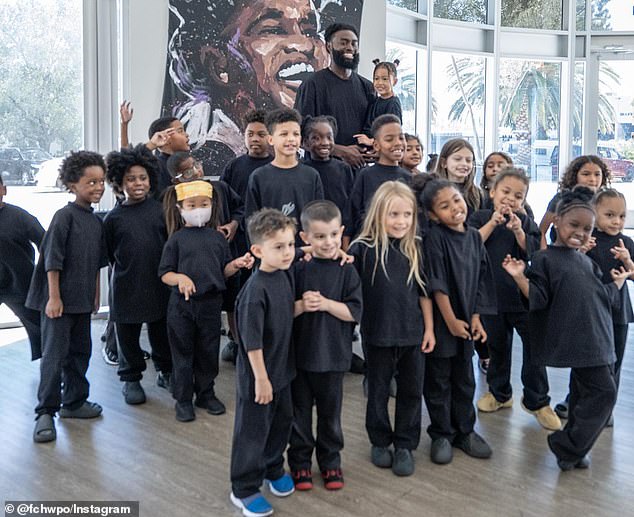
[175,180,213,202]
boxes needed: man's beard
[331,48,360,70]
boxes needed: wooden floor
[1,319,633,517]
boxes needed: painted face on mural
[215,0,329,109]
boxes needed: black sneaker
[430,438,453,465]
[122,381,146,405]
[453,432,492,459]
[554,399,569,419]
[175,402,195,422]
[392,449,415,476]
[195,395,226,415]
[370,446,393,468]
[101,346,118,366]
[156,371,172,392]
[557,456,590,471]
[221,341,237,364]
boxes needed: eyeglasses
[175,160,203,180]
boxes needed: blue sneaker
[230,492,273,517]
[265,472,295,497]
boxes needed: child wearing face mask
[159,181,254,422]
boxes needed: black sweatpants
[548,365,616,462]
[116,318,172,382]
[424,353,476,442]
[231,385,293,499]
[613,323,628,392]
[3,301,41,360]
[482,312,551,411]
[366,344,424,450]
[35,312,92,415]
[288,370,345,471]
[166,293,222,405]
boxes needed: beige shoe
[477,392,513,412]
[521,400,561,431]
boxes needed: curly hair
[244,109,268,127]
[105,144,160,196]
[265,108,302,134]
[559,155,610,191]
[59,151,106,189]
[556,185,595,216]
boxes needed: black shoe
[122,381,146,405]
[221,341,238,364]
[175,402,195,422]
[370,446,393,468]
[350,353,366,374]
[156,371,172,392]
[430,438,453,465]
[557,456,590,471]
[196,396,226,415]
[453,432,492,459]
[392,449,414,476]
[60,401,103,419]
[101,346,118,366]
[554,398,569,419]
[33,414,56,443]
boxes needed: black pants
[231,385,293,499]
[35,312,92,415]
[366,344,424,450]
[116,318,172,382]
[3,301,41,360]
[474,339,489,361]
[482,312,550,410]
[166,293,222,405]
[548,365,616,462]
[103,319,117,355]
[613,323,628,392]
[288,370,345,471]
[424,353,476,442]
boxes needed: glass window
[571,62,585,161]
[577,0,586,30]
[501,0,563,30]
[433,0,487,24]
[431,51,486,163]
[386,42,418,134]
[498,59,561,216]
[388,0,418,11]
[591,0,634,31]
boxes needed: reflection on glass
[433,0,487,24]
[591,0,634,31]
[597,60,634,182]
[497,60,561,182]
[431,52,486,163]
[388,0,418,11]
[572,62,585,160]
[577,0,586,30]
[501,0,562,30]
[386,42,418,134]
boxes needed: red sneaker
[291,469,313,491]
[321,468,344,490]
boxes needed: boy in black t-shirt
[27,151,108,443]
[0,176,44,361]
[288,201,362,491]
[244,108,324,247]
[230,209,298,517]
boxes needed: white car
[35,157,65,190]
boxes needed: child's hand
[120,101,134,124]
[218,220,239,241]
[45,297,63,319]
[302,290,325,312]
[233,252,255,270]
[611,266,633,282]
[254,377,273,404]
[150,127,175,148]
[447,318,471,340]
[579,236,596,254]
[506,212,522,233]
[502,254,526,278]
[334,248,354,266]
[421,330,436,353]
[471,315,487,343]
[489,209,506,226]
[611,239,632,263]
[177,274,196,301]
[353,134,374,147]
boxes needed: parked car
[21,148,52,171]
[551,144,634,182]
[0,147,37,185]
[35,157,65,190]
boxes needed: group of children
[1,88,633,517]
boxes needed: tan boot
[521,400,561,431]
[477,392,513,412]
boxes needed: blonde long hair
[351,181,426,293]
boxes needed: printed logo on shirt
[281,202,296,216]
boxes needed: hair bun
[393,59,400,67]
[372,58,381,65]
[566,186,594,204]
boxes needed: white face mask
[179,206,212,227]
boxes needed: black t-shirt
[586,230,634,326]
[362,96,403,136]
[468,209,541,313]
[244,162,324,239]
[153,151,173,199]
[424,223,497,358]
[158,227,232,298]
[303,156,354,229]
[235,268,296,399]
[0,203,44,303]
[26,202,108,313]
[293,258,362,372]
[526,246,618,368]
[347,163,411,236]
[294,68,375,146]
[348,238,428,347]
[104,197,169,323]
[221,154,273,202]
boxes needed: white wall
[124,0,385,144]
